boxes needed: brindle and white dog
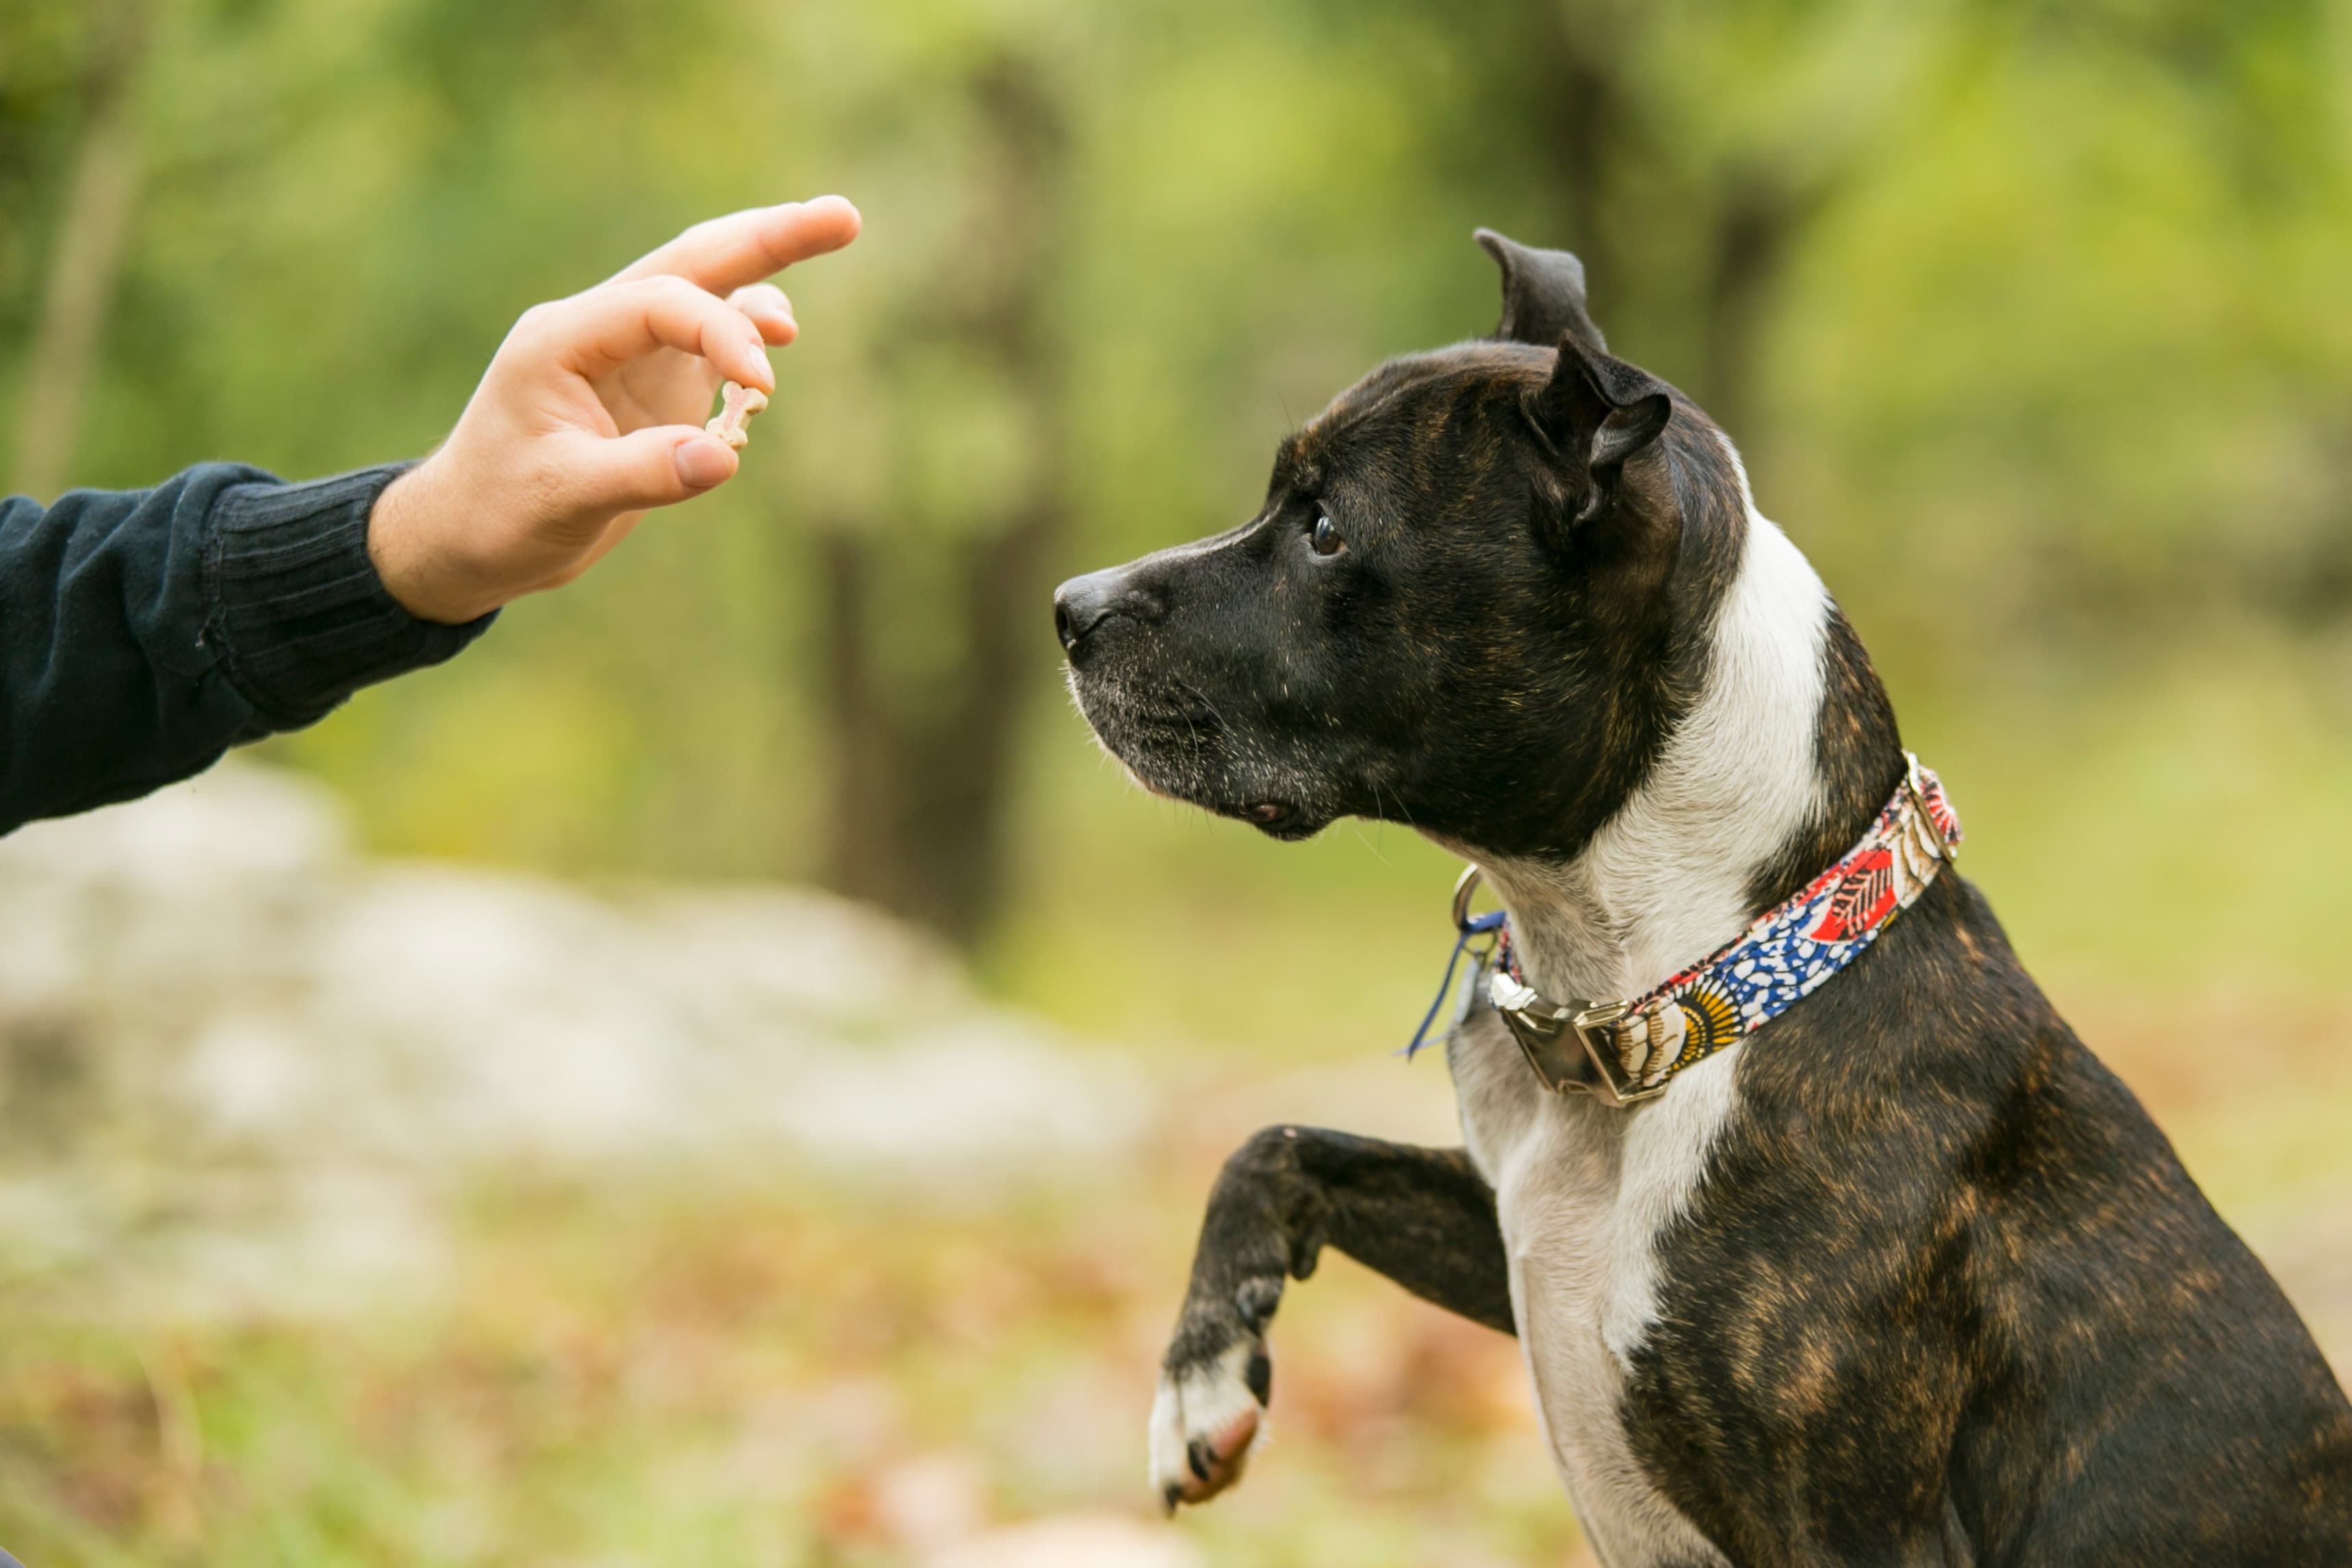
[1053,232,2352,1567]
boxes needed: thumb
[559,426,739,515]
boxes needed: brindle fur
[1168,1129,1513,1376]
[1056,231,2352,1564]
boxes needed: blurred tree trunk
[814,54,1068,948]
[1500,0,1874,452]
[1518,0,1628,326]
[12,0,158,499]
[1693,175,1823,447]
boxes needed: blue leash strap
[1403,907,1506,1059]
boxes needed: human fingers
[528,276,775,394]
[548,424,739,518]
[610,196,860,297]
[728,283,797,346]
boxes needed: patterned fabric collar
[1409,754,1963,1107]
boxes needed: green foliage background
[5,0,2352,1200]
[3,0,2350,1069]
[6,3,2352,1563]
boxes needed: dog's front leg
[1151,1125,1512,1510]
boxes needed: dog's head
[1056,231,1753,862]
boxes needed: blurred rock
[873,1452,988,1551]
[0,763,1152,1307]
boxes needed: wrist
[208,463,497,728]
[368,455,501,624]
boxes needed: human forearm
[0,463,491,833]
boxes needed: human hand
[367,196,860,624]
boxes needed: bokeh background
[4,0,2352,1563]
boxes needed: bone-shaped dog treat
[704,381,769,450]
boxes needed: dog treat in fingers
[705,381,769,450]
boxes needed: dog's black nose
[1053,567,1140,660]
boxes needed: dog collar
[1408,753,1963,1107]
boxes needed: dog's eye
[1309,511,1344,556]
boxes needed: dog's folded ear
[1475,229,1608,353]
[1524,334,1674,530]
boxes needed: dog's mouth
[1219,795,1329,840]
[1212,795,1326,841]
[1066,669,1336,840]
[1072,676,1223,751]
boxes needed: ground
[0,738,2347,1567]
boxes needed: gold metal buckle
[1489,979,1670,1107]
[1569,1001,1673,1107]
[1468,862,1671,1109]
[1487,970,1581,1092]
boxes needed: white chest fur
[1450,1006,1738,1568]
[1434,487,1832,1566]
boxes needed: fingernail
[675,437,734,490]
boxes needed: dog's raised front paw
[1148,1335,1270,1513]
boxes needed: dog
[1053,231,2352,1567]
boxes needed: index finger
[530,274,776,394]
[611,196,861,296]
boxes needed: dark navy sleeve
[0,461,494,833]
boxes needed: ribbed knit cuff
[205,463,496,729]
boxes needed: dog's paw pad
[1149,1338,1267,1511]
